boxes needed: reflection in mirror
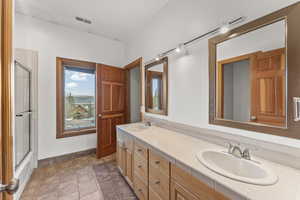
[216,20,286,127]
[145,57,168,115]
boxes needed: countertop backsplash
[144,115,300,170]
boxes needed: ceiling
[15,0,169,42]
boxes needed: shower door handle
[16,111,32,117]
[0,178,19,194]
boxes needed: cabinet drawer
[134,173,148,200]
[134,141,148,159]
[149,150,170,176]
[171,164,229,200]
[149,166,169,200]
[134,153,148,182]
[149,187,163,200]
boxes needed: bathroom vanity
[117,125,229,200]
[116,123,300,200]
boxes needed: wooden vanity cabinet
[116,142,126,175]
[126,149,133,183]
[117,136,229,200]
[171,180,199,200]
[132,141,171,200]
[171,164,229,200]
[116,135,134,186]
[148,150,170,200]
[133,141,149,200]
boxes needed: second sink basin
[196,150,278,185]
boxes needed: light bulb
[155,57,160,61]
[175,43,184,53]
[219,24,230,34]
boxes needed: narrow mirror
[145,57,168,115]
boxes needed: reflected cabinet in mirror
[209,2,300,139]
[145,57,168,115]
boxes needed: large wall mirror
[145,57,168,115]
[209,3,300,139]
[217,20,286,127]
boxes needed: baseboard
[38,148,96,168]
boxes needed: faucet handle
[242,146,258,160]
[242,148,251,160]
[225,142,234,154]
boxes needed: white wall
[217,20,285,61]
[126,0,300,149]
[14,13,126,160]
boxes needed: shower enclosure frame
[14,60,32,170]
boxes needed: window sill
[56,128,96,139]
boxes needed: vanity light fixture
[75,16,92,24]
[175,43,184,53]
[219,23,230,34]
[145,16,245,65]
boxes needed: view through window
[64,66,96,130]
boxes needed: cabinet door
[171,180,199,200]
[117,144,126,175]
[126,150,133,183]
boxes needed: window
[56,57,97,138]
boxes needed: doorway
[124,58,143,123]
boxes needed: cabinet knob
[155,180,160,185]
[155,160,160,164]
[138,165,142,168]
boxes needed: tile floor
[20,153,132,200]
[93,162,136,200]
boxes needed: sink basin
[196,150,278,185]
[124,123,150,132]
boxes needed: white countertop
[117,124,300,200]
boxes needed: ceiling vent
[75,16,92,24]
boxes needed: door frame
[123,57,143,123]
[1,0,14,199]
[216,52,257,119]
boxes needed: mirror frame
[209,2,300,139]
[145,57,168,115]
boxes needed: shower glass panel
[14,61,31,168]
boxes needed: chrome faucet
[226,143,252,160]
[242,148,251,160]
[231,145,243,158]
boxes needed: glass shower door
[14,61,31,168]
